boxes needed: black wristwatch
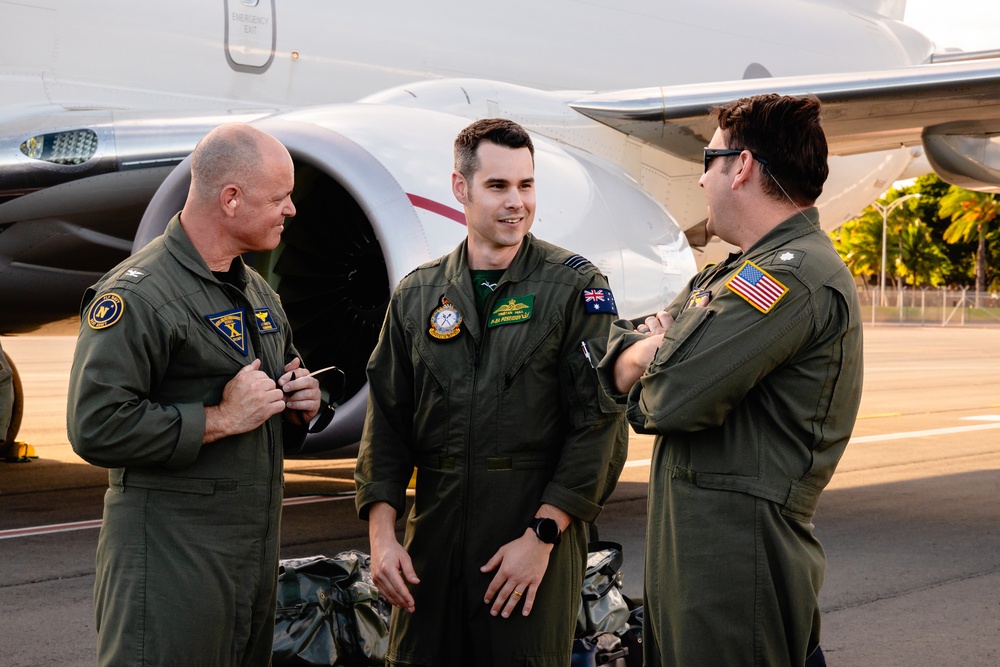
[529,517,561,545]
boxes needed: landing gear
[1,348,29,461]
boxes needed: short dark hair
[713,94,828,206]
[454,118,534,180]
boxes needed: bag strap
[582,541,624,602]
[279,563,303,607]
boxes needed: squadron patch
[206,308,248,355]
[726,261,788,314]
[87,293,125,330]
[488,295,534,328]
[581,288,618,315]
[429,296,463,340]
[254,308,280,334]
[684,289,712,310]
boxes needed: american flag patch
[726,261,787,313]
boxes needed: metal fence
[857,287,1000,326]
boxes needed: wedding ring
[512,589,523,598]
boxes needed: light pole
[873,193,921,307]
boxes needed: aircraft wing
[570,56,1000,192]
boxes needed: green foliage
[938,186,999,292]
[830,174,998,289]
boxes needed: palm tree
[938,188,999,296]
[896,221,949,287]
[831,212,883,282]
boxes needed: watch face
[534,518,559,543]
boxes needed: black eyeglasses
[703,147,769,173]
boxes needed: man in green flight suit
[600,95,863,667]
[68,123,322,666]
[355,118,628,666]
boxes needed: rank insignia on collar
[582,288,618,315]
[684,289,712,310]
[488,294,534,328]
[118,267,149,283]
[254,308,280,334]
[429,296,463,340]
[773,249,804,268]
[206,308,248,355]
[87,293,125,330]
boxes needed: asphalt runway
[1,326,997,666]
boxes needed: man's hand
[204,359,285,444]
[636,310,675,336]
[368,503,420,613]
[277,357,321,425]
[613,310,675,393]
[481,531,553,618]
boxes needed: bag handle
[279,563,303,607]
[582,541,624,602]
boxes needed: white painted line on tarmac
[0,494,355,540]
[0,519,104,539]
[620,416,1000,469]
[849,421,1000,443]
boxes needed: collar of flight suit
[433,233,545,339]
[743,206,821,257]
[161,213,250,290]
[441,232,545,287]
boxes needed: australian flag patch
[581,288,618,315]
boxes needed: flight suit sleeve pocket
[650,307,715,369]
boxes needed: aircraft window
[20,129,97,165]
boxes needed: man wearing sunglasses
[598,94,863,667]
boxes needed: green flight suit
[355,234,627,667]
[598,209,863,667]
[68,214,305,667]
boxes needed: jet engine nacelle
[923,123,1000,193]
[137,105,695,452]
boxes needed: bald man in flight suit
[68,123,321,666]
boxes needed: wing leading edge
[570,57,1000,191]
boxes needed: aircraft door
[225,0,276,72]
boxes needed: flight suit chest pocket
[497,314,562,454]
[651,307,715,369]
[409,334,453,453]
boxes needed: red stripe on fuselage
[407,193,466,225]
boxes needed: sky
[903,0,1000,52]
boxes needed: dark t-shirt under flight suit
[356,233,627,667]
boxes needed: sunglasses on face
[703,148,769,173]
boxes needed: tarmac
[0,325,997,666]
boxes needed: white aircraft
[2,0,998,450]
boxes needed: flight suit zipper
[463,278,508,567]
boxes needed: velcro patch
[581,288,618,315]
[117,267,150,283]
[206,308,248,355]
[564,254,595,272]
[726,261,788,313]
[254,308,280,334]
[87,293,125,330]
[488,295,534,327]
[771,249,805,268]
